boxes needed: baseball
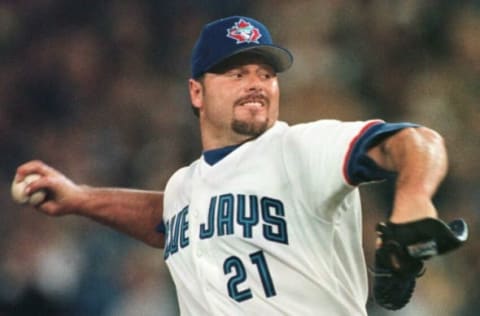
[11,174,47,205]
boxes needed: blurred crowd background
[0,1,478,315]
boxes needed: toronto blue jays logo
[226,19,262,44]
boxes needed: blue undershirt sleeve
[346,122,419,185]
[155,220,166,234]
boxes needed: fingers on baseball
[18,179,62,215]
[11,173,47,206]
[14,161,61,204]
[16,160,60,180]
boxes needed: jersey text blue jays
[164,193,289,259]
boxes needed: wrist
[68,184,95,216]
[390,193,438,224]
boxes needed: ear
[189,78,203,112]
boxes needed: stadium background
[0,1,478,315]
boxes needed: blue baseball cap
[191,16,293,78]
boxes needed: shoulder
[164,160,199,194]
[263,119,357,139]
[281,119,384,144]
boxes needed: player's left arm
[366,126,447,223]
[365,126,469,311]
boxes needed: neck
[201,130,255,151]
[199,116,277,151]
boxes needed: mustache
[234,93,269,106]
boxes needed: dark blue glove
[373,218,468,310]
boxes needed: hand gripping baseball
[373,217,468,310]
[12,160,83,216]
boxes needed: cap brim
[207,45,293,74]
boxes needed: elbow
[415,127,448,162]
[391,126,446,152]
[416,126,445,148]
[400,126,448,171]
[380,126,448,172]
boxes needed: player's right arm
[14,160,165,248]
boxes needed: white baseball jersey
[161,119,413,315]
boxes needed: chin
[231,118,270,137]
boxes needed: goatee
[231,119,269,137]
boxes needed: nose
[245,73,264,92]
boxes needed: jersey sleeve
[344,122,419,186]
[281,119,417,220]
[281,120,377,212]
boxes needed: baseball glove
[373,217,468,310]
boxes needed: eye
[233,71,244,79]
[259,70,275,80]
[225,69,243,79]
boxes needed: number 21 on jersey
[223,250,277,302]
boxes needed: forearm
[14,160,166,247]
[74,187,165,248]
[370,127,448,222]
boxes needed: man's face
[190,54,280,148]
